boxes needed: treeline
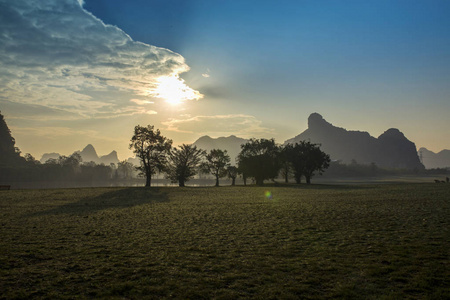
[4,113,442,188]
[130,125,331,187]
[0,152,139,184]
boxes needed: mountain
[40,144,119,165]
[285,113,424,170]
[418,148,450,169]
[78,144,99,163]
[127,156,141,166]
[99,151,119,165]
[193,135,248,165]
[40,152,61,164]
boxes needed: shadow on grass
[253,182,376,190]
[29,187,169,216]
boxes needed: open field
[1,184,449,299]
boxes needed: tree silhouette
[0,111,23,166]
[279,144,293,183]
[129,125,172,187]
[285,141,330,184]
[200,149,231,186]
[237,138,281,185]
[227,166,238,186]
[165,144,205,187]
[117,160,134,179]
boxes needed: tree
[117,160,134,179]
[165,144,205,187]
[279,144,293,183]
[237,138,281,185]
[302,143,330,184]
[283,143,305,184]
[286,141,330,184]
[129,125,172,187]
[0,111,24,166]
[227,166,238,186]
[24,153,40,165]
[200,149,231,186]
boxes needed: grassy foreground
[1,184,449,299]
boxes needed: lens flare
[265,191,273,199]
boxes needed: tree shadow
[260,182,375,190]
[29,187,169,216]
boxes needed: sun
[150,75,203,105]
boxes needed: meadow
[1,184,449,299]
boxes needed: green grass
[1,184,449,299]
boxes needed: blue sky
[1,0,449,159]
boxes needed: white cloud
[130,99,154,105]
[162,114,274,137]
[0,0,197,119]
[202,68,211,78]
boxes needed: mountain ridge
[40,144,120,165]
[285,113,424,170]
[418,147,450,169]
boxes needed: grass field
[1,184,449,299]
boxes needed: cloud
[0,0,197,119]
[130,99,154,105]
[10,126,98,139]
[202,68,211,78]
[162,114,274,137]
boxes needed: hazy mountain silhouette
[127,156,141,166]
[286,113,424,170]
[99,150,119,165]
[418,148,450,169]
[78,144,99,163]
[193,135,248,165]
[40,144,119,165]
[40,152,61,163]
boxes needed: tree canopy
[284,141,330,184]
[129,125,172,187]
[0,111,23,166]
[237,138,281,185]
[201,149,231,186]
[165,144,205,187]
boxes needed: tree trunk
[145,175,151,187]
[295,175,301,184]
[231,177,235,186]
[305,175,311,184]
[284,174,289,183]
[215,175,219,187]
[256,178,264,185]
[179,179,185,187]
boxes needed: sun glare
[150,76,203,105]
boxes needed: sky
[1,0,449,160]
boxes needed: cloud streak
[162,114,274,137]
[0,0,198,118]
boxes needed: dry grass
[1,183,449,299]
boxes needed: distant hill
[40,144,119,165]
[40,153,60,163]
[193,135,248,165]
[418,148,450,169]
[285,113,424,170]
